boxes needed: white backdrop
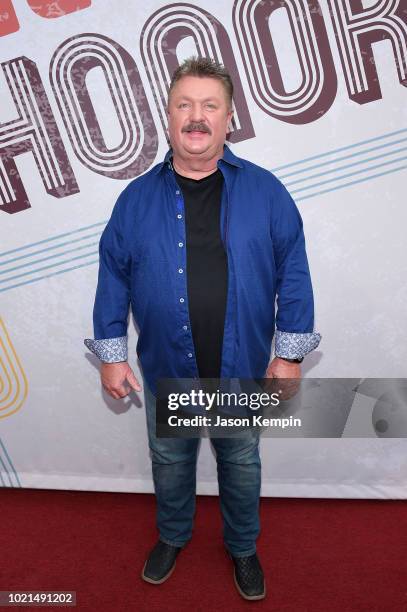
[1,0,406,497]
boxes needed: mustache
[182,122,211,134]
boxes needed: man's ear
[165,106,171,143]
[226,109,234,134]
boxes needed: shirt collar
[153,143,243,175]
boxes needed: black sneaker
[230,552,266,600]
[141,540,182,584]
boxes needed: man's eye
[205,103,216,109]
[179,103,189,108]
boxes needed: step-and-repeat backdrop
[1,0,406,497]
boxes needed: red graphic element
[0,0,19,37]
[1,3,406,215]
[141,3,255,144]
[233,0,337,124]
[0,57,79,215]
[327,0,407,104]
[26,0,91,19]
[50,34,158,179]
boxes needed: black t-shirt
[174,168,228,378]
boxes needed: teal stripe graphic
[0,259,99,292]
[0,241,99,275]
[0,438,21,488]
[284,145,407,185]
[0,251,99,284]
[0,221,107,257]
[296,164,407,201]
[0,455,12,486]
[0,129,405,293]
[0,231,103,266]
[0,222,105,292]
[279,137,407,179]
[272,129,407,200]
[273,127,407,171]
[290,155,407,194]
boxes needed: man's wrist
[101,360,128,365]
[277,356,303,364]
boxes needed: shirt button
[179,298,184,303]
[176,190,180,195]
[183,325,188,330]
[177,214,182,219]
[178,268,183,273]
[178,242,183,247]
[188,353,193,358]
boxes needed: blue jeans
[143,381,261,557]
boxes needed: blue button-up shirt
[85,144,321,395]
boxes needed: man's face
[167,75,233,161]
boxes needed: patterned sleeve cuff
[275,330,321,359]
[84,336,128,363]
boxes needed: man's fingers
[103,387,121,400]
[127,370,142,392]
[103,385,130,399]
[100,363,141,399]
[263,376,277,394]
[276,379,300,401]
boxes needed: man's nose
[189,103,205,122]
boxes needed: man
[84,57,321,601]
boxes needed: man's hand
[264,357,301,400]
[266,357,301,379]
[100,362,141,399]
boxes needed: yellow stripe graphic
[0,317,28,419]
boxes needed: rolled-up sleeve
[84,189,131,363]
[271,178,321,359]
